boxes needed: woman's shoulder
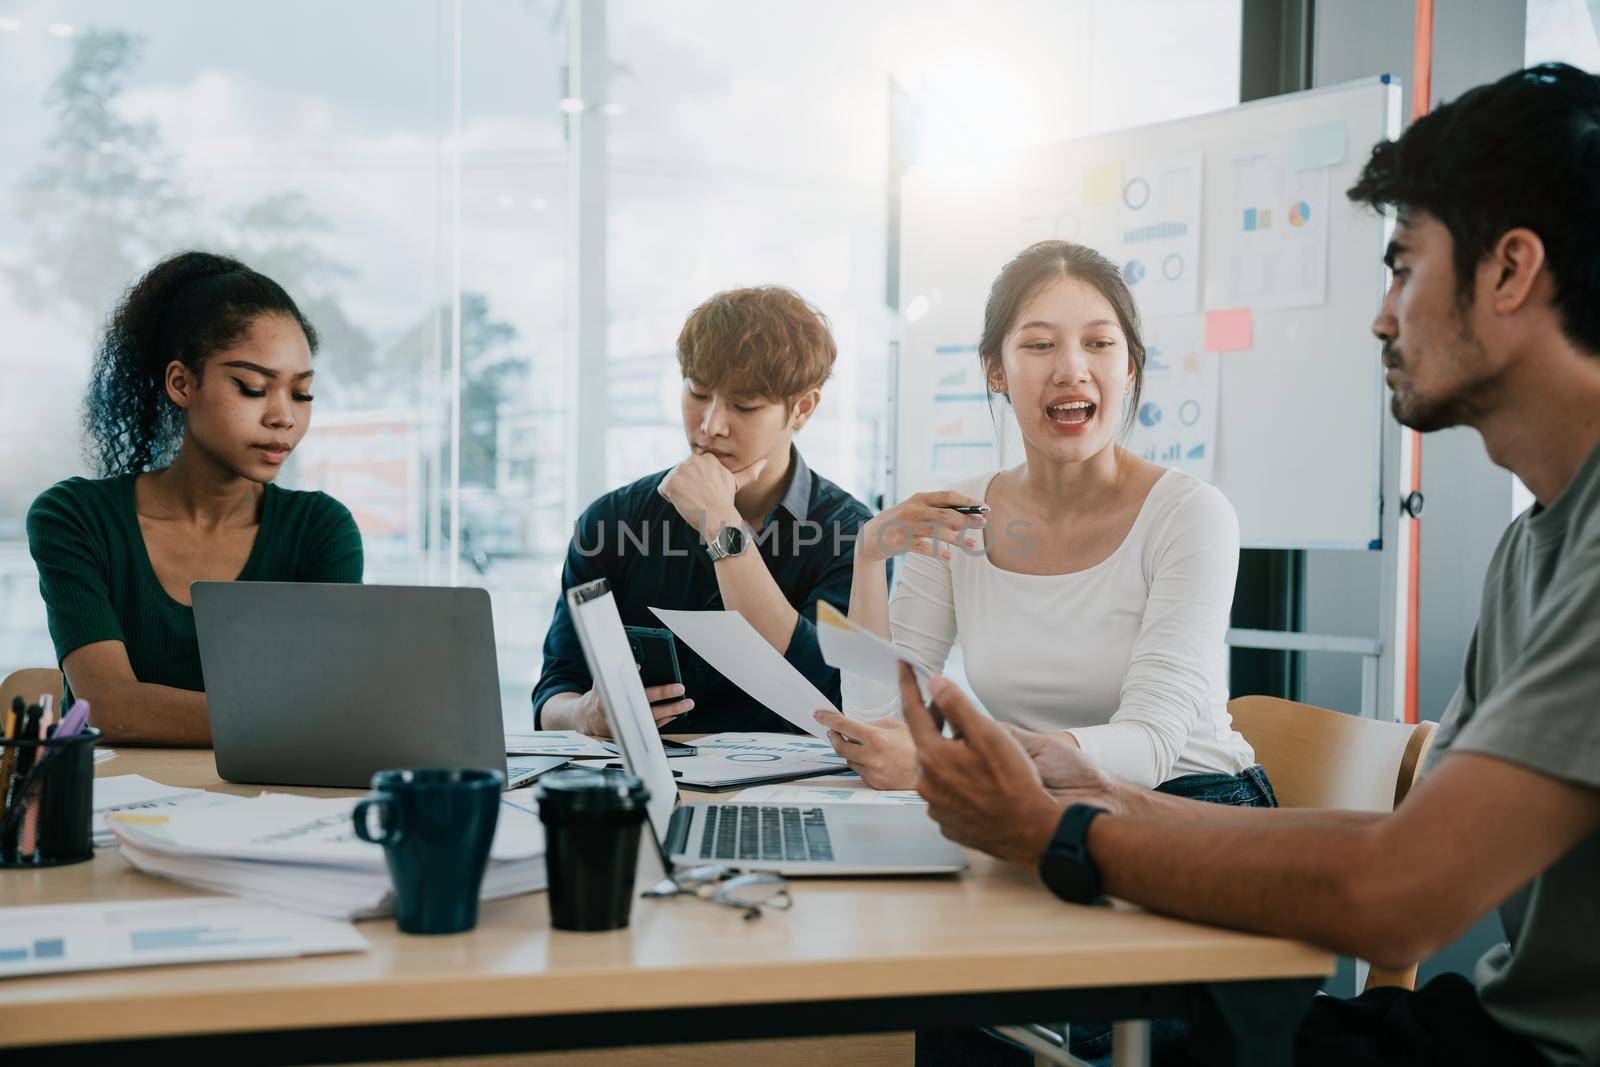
[265,483,358,537]
[1140,469,1239,546]
[27,474,134,531]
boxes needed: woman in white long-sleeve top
[814,240,1269,805]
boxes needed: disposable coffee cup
[536,766,650,932]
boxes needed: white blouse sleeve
[841,548,960,721]
[1065,483,1240,787]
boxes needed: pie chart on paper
[1289,200,1312,228]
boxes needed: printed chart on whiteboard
[927,343,997,480]
[1225,144,1331,309]
[1125,317,1219,480]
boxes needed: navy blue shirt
[533,449,875,734]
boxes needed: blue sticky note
[1294,122,1347,170]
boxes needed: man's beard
[1385,313,1490,433]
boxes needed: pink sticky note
[1204,308,1252,352]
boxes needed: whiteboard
[895,77,1402,550]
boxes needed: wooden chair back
[1,668,63,716]
[1229,694,1437,990]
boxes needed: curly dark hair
[84,250,320,476]
[1348,63,1600,352]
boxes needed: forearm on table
[1111,780,1384,826]
[1087,805,1407,963]
[78,681,211,746]
[713,552,799,653]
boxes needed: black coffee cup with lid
[535,766,651,931]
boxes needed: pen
[1,705,42,851]
[942,504,989,515]
[0,699,22,819]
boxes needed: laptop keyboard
[697,806,834,863]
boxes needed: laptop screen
[565,580,680,846]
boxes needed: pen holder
[0,727,100,868]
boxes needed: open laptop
[193,582,565,790]
[566,579,965,876]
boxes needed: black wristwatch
[1038,804,1107,904]
[705,523,747,563]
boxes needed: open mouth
[1045,401,1096,426]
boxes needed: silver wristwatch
[705,524,748,562]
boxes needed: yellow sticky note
[1083,162,1125,206]
[108,813,170,825]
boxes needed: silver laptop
[565,579,966,876]
[193,582,564,789]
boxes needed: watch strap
[1041,803,1107,903]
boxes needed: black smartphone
[624,624,683,692]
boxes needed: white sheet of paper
[0,897,367,978]
[92,749,117,764]
[620,732,847,789]
[649,608,837,739]
[92,785,245,847]
[814,602,934,704]
[736,783,925,806]
[504,730,613,759]
[93,774,200,811]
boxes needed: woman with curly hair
[26,251,362,745]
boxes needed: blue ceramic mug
[353,767,502,934]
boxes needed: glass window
[2,0,1240,727]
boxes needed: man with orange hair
[534,286,874,736]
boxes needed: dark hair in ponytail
[978,240,1147,435]
[83,250,320,476]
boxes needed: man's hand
[900,664,1066,868]
[658,453,768,538]
[574,678,694,738]
[814,709,918,789]
[1005,725,1122,812]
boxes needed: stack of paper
[0,898,367,978]
[92,774,243,847]
[107,793,548,920]
[92,749,117,764]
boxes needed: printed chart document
[0,898,367,979]
[504,730,613,759]
[618,732,846,790]
[736,782,925,806]
[649,608,838,739]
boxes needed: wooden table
[0,749,1333,1065]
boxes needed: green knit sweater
[26,474,363,696]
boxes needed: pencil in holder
[0,727,100,868]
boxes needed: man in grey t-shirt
[897,65,1600,1067]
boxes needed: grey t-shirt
[1424,437,1600,1067]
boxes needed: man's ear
[1485,227,1547,318]
[164,360,198,411]
[788,389,821,431]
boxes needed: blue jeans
[914,765,1279,1067]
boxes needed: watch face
[1040,849,1097,905]
[722,526,745,554]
